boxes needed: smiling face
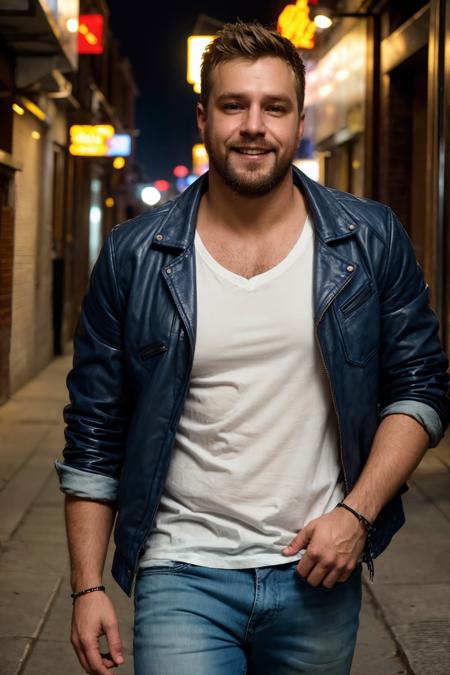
[197,57,304,197]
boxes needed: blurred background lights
[105,197,115,207]
[31,130,40,140]
[187,36,215,94]
[66,18,79,33]
[154,179,170,192]
[141,186,161,206]
[173,164,189,178]
[12,103,24,115]
[113,156,125,169]
[89,205,102,225]
[314,14,333,29]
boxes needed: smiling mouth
[232,147,273,156]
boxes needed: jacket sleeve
[55,229,128,502]
[378,208,450,444]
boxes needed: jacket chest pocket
[138,341,168,373]
[335,283,379,367]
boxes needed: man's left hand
[282,507,367,588]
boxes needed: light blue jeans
[133,560,362,674]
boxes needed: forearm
[344,413,430,523]
[65,495,116,591]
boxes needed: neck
[201,167,305,236]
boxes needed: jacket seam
[379,206,394,293]
[109,229,123,312]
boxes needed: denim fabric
[54,461,118,501]
[133,560,362,675]
[380,400,442,447]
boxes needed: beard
[204,129,296,197]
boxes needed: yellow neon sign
[277,0,317,50]
[69,124,115,156]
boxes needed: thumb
[104,621,124,665]
[282,525,312,555]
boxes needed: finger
[72,637,91,673]
[304,563,331,587]
[104,621,124,666]
[282,526,310,555]
[84,641,112,675]
[320,568,342,589]
[295,551,316,578]
[334,563,356,584]
[100,652,117,670]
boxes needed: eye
[266,105,285,114]
[222,102,243,111]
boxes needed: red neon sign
[78,15,104,55]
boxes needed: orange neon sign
[277,0,317,50]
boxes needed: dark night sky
[106,1,290,181]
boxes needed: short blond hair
[200,21,306,113]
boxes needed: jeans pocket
[138,560,192,575]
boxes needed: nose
[240,104,266,137]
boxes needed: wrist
[71,585,106,604]
[336,501,375,536]
[70,575,103,593]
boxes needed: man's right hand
[71,592,124,674]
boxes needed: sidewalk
[0,355,448,675]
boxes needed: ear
[197,102,206,142]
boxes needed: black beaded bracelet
[71,585,105,603]
[336,502,375,534]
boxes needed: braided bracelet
[336,502,375,534]
[71,585,105,604]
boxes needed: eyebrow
[215,92,294,106]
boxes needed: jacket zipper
[139,343,168,360]
[340,284,373,317]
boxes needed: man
[56,21,449,675]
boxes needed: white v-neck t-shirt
[140,215,344,569]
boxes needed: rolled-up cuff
[380,400,443,447]
[55,461,119,502]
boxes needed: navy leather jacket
[56,168,449,595]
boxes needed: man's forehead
[210,57,297,97]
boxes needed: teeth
[236,149,268,155]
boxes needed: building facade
[304,0,450,353]
[0,0,139,404]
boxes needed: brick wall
[9,113,53,392]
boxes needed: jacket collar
[154,165,360,249]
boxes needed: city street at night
[1,1,450,673]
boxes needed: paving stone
[372,485,450,585]
[368,582,450,625]
[0,398,65,426]
[391,620,450,675]
[0,636,30,675]
[351,586,406,675]
[415,449,449,474]
[0,425,51,485]
[0,443,57,545]
[0,571,61,638]
[412,472,450,521]
[433,439,450,470]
